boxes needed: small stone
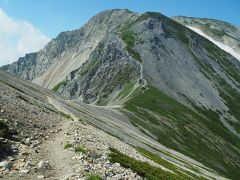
[0,161,13,170]
[115,163,121,167]
[21,151,29,156]
[12,149,18,153]
[8,156,15,161]
[25,138,31,145]
[13,121,19,127]
[16,162,25,168]
[20,169,31,174]
[25,161,33,167]
[11,144,18,151]
[37,160,49,172]
[37,175,45,179]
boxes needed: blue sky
[0,0,239,66]
[1,0,240,38]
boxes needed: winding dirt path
[43,120,74,179]
[45,121,72,179]
[42,97,80,179]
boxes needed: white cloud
[0,8,50,66]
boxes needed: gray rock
[37,160,49,172]
[11,144,18,151]
[13,121,19,127]
[25,138,31,145]
[37,175,45,179]
[0,161,13,170]
[25,161,33,167]
[20,169,31,174]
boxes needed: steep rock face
[173,16,240,59]
[128,13,228,110]
[2,9,139,89]
[56,34,141,105]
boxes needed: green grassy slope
[123,86,240,179]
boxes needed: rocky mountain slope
[173,16,240,60]
[1,9,240,179]
[0,70,226,179]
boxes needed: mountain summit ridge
[173,16,240,60]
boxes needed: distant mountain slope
[173,16,240,60]
[2,9,240,179]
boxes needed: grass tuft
[86,173,102,180]
[136,147,195,179]
[109,147,185,180]
[121,30,142,62]
[74,145,86,154]
[64,143,73,149]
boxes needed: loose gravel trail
[43,120,75,179]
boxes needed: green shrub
[136,147,194,179]
[122,30,135,47]
[109,148,184,180]
[52,80,68,92]
[60,112,71,119]
[121,30,142,62]
[64,143,73,149]
[0,121,8,138]
[74,145,86,154]
[86,173,102,180]
[0,142,12,159]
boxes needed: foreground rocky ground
[0,72,163,179]
[43,120,158,180]
[0,78,62,179]
[0,100,163,179]
[1,116,160,179]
